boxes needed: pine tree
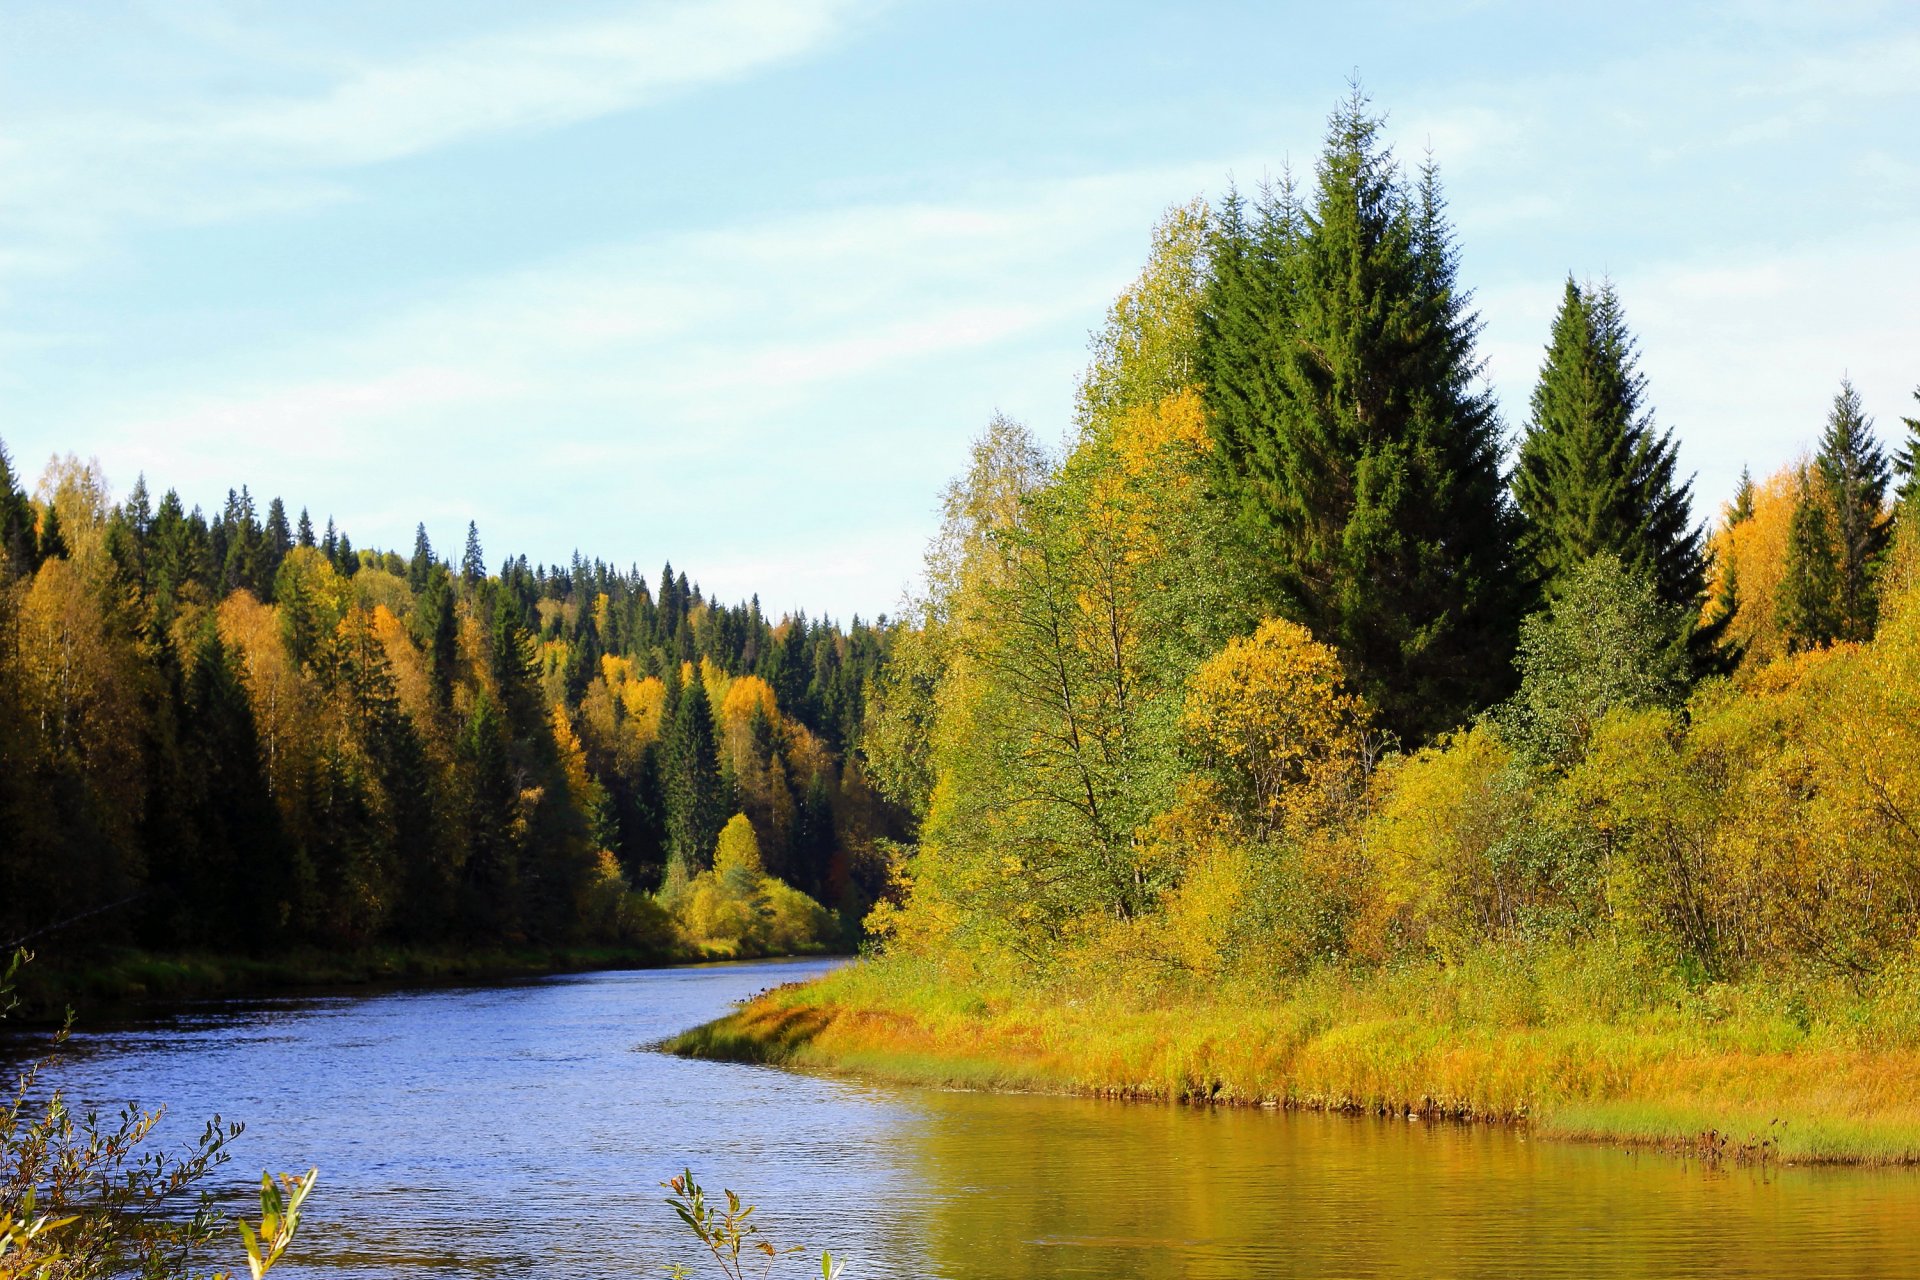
[321,517,339,563]
[1778,470,1841,652]
[461,521,485,587]
[1816,377,1890,641]
[1513,278,1703,612]
[296,508,316,548]
[1197,88,1521,740]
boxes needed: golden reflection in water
[903,1091,1920,1280]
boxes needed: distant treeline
[0,461,904,955]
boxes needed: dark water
[28,959,1920,1278]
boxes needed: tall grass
[667,945,1920,1165]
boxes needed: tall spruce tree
[408,523,434,593]
[1778,470,1841,652]
[664,674,724,875]
[1513,278,1703,612]
[462,521,485,587]
[1816,377,1890,641]
[1198,89,1521,740]
[0,439,40,573]
[1894,386,1920,513]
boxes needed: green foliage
[1894,385,1920,512]
[1513,277,1703,615]
[661,1168,840,1280]
[1778,470,1842,652]
[0,950,317,1279]
[1495,553,1690,767]
[1198,88,1522,742]
[1816,377,1891,641]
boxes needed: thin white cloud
[0,0,870,285]
[216,0,865,168]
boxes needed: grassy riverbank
[668,950,1920,1167]
[9,939,840,1020]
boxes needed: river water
[29,958,1920,1278]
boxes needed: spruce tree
[1198,89,1521,740]
[1778,471,1841,652]
[296,508,316,548]
[1891,387,1920,512]
[420,565,459,710]
[263,496,293,587]
[462,521,485,587]
[1728,466,1755,524]
[1816,377,1890,641]
[37,504,68,562]
[664,674,724,875]
[408,523,434,594]
[0,439,40,573]
[1513,278,1703,612]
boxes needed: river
[28,957,1920,1278]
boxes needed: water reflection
[30,963,1920,1279]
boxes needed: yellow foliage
[714,812,765,884]
[1355,726,1531,962]
[1111,386,1210,476]
[1182,617,1370,837]
[1706,463,1799,666]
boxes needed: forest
[687,94,1920,1160]
[0,454,904,966]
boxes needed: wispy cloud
[215,0,868,168]
[0,0,871,287]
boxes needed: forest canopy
[0,455,905,958]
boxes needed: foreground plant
[1,948,316,1278]
[662,1168,840,1280]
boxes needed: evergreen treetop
[1512,277,1703,614]
[1816,377,1890,641]
[1198,86,1521,741]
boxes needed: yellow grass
[667,954,1920,1166]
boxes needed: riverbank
[9,939,843,1021]
[667,952,1920,1167]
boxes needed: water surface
[32,960,1920,1278]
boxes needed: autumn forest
[0,455,903,965]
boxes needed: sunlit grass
[666,948,1920,1165]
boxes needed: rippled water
[28,959,1920,1278]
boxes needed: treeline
[0,457,903,955]
[864,89,1920,995]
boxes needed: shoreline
[7,942,846,1024]
[665,963,1920,1169]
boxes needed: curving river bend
[33,958,1920,1278]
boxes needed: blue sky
[2,1,1916,621]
